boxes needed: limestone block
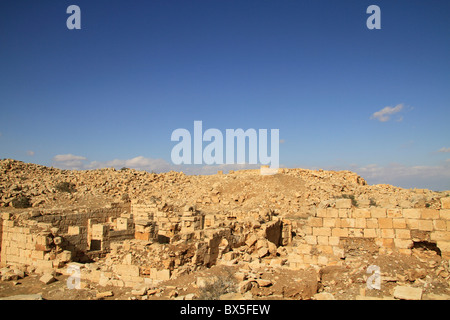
[420,209,439,220]
[58,250,72,262]
[332,228,348,237]
[364,229,378,238]
[353,209,371,218]
[303,255,318,264]
[348,228,363,237]
[317,236,328,245]
[39,273,56,285]
[339,218,355,228]
[393,286,422,300]
[393,239,413,249]
[403,209,420,219]
[380,238,394,248]
[91,224,107,239]
[308,217,323,227]
[395,229,411,239]
[440,209,450,220]
[392,219,407,229]
[433,220,447,231]
[436,241,450,259]
[418,220,433,231]
[355,218,366,228]
[316,208,327,218]
[328,236,340,246]
[430,231,450,241]
[1,212,11,220]
[317,255,328,266]
[326,208,339,218]
[312,227,331,237]
[304,235,317,245]
[381,229,395,239]
[113,264,140,277]
[406,218,419,229]
[366,219,379,228]
[154,269,170,281]
[323,218,337,228]
[441,197,450,209]
[336,199,352,209]
[371,208,387,218]
[378,218,393,229]
[337,209,348,218]
[387,209,402,218]
[317,245,333,254]
[245,234,258,247]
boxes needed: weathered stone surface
[0,294,43,300]
[96,291,114,299]
[39,273,56,285]
[393,286,423,300]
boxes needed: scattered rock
[96,291,114,299]
[313,292,335,300]
[39,273,56,285]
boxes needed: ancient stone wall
[0,204,131,268]
[289,198,450,268]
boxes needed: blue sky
[0,0,449,190]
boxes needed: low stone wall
[289,198,450,268]
[0,204,131,268]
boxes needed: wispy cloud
[438,147,450,153]
[370,104,404,122]
[26,150,35,156]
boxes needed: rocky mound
[0,159,448,214]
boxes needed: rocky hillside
[0,159,448,214]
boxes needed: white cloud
[53,154,87,162]
[353,161,450,191]
[26,150,35,156]
[52,154,88,169]
[86,156,172,173]
[370,104,404,122]
[438,147,450,153]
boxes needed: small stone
[239,280,253,293]
[131,285,147,296]
[96,291,114,299]
[313,292,335,300]
[257,247,269,258]
[256,279,272,287]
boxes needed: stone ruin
[1,193,449,291]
